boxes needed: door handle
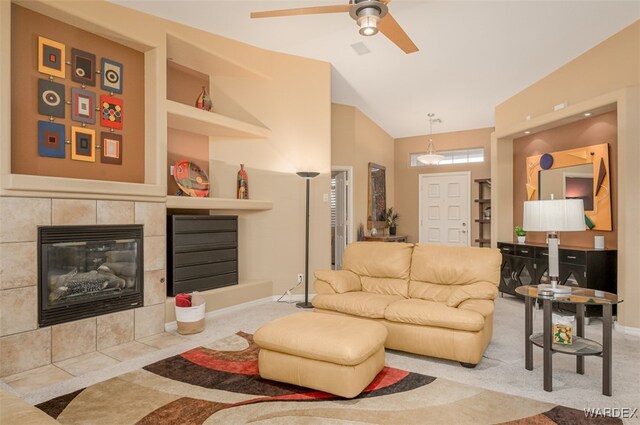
[461,229,467,234]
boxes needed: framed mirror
[368,162,387,229]
[526,143,611,231]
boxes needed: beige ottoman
[254,312,387,398]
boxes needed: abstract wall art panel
[101,58,123,94]
[100,132,122,165]
[71,126,96,162]
[71,88,96,124]
[37,121,66,159]
[71,48,96,86]
[38,36,66,78]
[100,95,123,129]
[38,78,65,118]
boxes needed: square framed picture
[71,48,96,86]
[101,58,123,94]
[38,78,65,118]
[71,126,96,162]
[71,88,96,124]
[38,36,65,79]
[38,121,65,159]
[100,95,123,130]
[100,132,122,165]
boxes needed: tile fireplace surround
[0,197,166,378]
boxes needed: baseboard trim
[614,322,640,336]
[164,292,317,332]
[165,296,273,332]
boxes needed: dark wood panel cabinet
[167,215,238,296]
[498,242,617,317]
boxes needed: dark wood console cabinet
[497,241,617,317]
[167,215,238,296]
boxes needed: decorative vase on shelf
[371,227,378,237]
[237,164,249,199]
[517,236,526,244]
[389,226,397,236]
[195,86,212,111]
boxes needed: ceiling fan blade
[378,12,418,54]
[251,5,350,19]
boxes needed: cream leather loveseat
[312,242,502,367]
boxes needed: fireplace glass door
[39,225,144,327]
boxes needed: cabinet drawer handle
[502,248,510,251]
[542,253,548,256]
[567,256,577,259]
[521,250,529,254]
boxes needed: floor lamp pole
[296,172,319,309]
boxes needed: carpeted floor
[35,331,621,425]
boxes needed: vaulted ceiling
[113,1,639,137]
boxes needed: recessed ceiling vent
[350,42,371,56]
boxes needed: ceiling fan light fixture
[358,15,379,36]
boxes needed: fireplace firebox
[38,225,144,327]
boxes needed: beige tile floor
[0,331,189,396]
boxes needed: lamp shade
[523,199,585,232]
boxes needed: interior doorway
[331,166,353,269]
[419,171,471,246]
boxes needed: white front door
[419,172,471,245]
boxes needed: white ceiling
[112,1,639,138]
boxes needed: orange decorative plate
[173,160,209,197]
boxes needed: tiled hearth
[0,197,168,392]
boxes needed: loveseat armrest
[314,270,362,294]
[446,282,498,307]
[457,299,495,317]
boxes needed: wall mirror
[526,143,611,230]
[368,162,387,229]
[539,163,595,210]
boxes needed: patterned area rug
[36,332,620,424]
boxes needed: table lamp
[523,198,585,294]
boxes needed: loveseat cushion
[344,242,413,279]
[343,242,413,296]
[361,277,409,297]
[312,292,404,319]
[446,282,499,307]
[409,244,501,301]
[384,299,485,332]
[314,270,361,294]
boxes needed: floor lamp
[296,171,319,308]
[523,198,585,294]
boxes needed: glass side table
[515,285,620,396]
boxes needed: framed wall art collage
[37,35,124,165]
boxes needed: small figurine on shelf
[357,223,365,241]
[237,164,249,199]
[195,86,212,111]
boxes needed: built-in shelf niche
[165,35,272,208]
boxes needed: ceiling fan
[250,0,418,54]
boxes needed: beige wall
[493,21,640,329]
[394,128,493,243]
[1,0,332,311]
[331,103,394,239]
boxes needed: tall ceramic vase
[237,164,249,199]
[195,86,212,111]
